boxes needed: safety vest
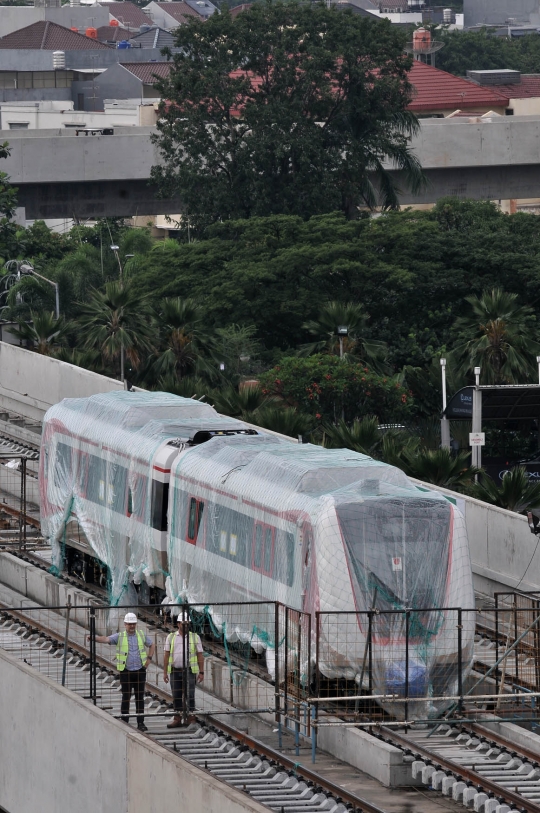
[115,630,147,672]
[168,631,200,675]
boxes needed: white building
[0,98,158,129]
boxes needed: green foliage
[259,354,412,424]
[393,447,480,489]
[437,28,540,77]
[452,288,539,384]
[323,416,381,454]
[152,1,423,223]
[10,311,68,355]
[472,466,540,513]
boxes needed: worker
[163,616,204,728]
[90,612,155,732]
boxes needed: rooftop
[120,61,172,83]
[0,20,111,50]
[129,25,175,48]
[146,1,203,23]
[407,61,509,111]
[96,24,132,42]
[229,2,252,16]
[106,2,153,30]
[482,74,540,99]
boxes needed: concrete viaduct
[3,115,540,219]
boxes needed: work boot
[137,721,148,732]
[167,715,183,729]
[120,716,129,724]
[187,714,197,725]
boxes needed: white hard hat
[124,612,138,624]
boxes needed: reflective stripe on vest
[168,631,199,674]
[115,630,146,672]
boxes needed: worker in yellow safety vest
[92,612,155,732]
[163,617,204,728]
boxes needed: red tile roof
[107,2,153,30]
[153,2,203,23]
[0,20,111,50]
[121,61,172,83]
[96,25,132,42]
[407,61,509,111]
[484,74,540,99]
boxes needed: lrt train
[40,391,475,718]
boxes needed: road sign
[469,432,485,446]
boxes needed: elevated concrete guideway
[4,114,540,218]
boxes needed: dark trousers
[119,666,146,722]
[170,668,196,713]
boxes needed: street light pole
[472,365,482,473]
[19,262,60,319]
[440,357,451,449]
[110,245,125,385]
[536,355,540,385]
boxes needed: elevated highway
[3,115,540,218]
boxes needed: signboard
[391,557,403,571]
[469,432,485,446]
[444,386,474,419]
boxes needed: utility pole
[440,357,451,449]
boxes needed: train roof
[42,390,252,460]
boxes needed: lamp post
[440,357,451,449]
[19,262,60,319]
[110,245,125,385]
[472,365,482,473]
[337,325,348,359]
[536,356,540,385]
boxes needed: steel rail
[464,721,540,766]
[379,725,540,813]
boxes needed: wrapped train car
[40,391,475,718]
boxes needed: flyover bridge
[3,115,540,218]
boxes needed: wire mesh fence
[6,598,540,738]
[0,452,41,549]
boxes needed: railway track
[377,723,540,812]
[0,604,385,813]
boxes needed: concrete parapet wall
[0,646,269,813]
[412,479,536,595]
[0,341,122,421]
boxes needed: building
[407,61,509,116]
[0,98,158,129]
[142,1,205,29]
[87,61,170,108]
[96,24,133,44]
[464,0,540,29]
[467,69,540,115]
[104,1,154,32]
[0,4,110,39]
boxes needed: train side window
[187,497,204,544]
[253,524,263,569]
[151,481,169,532]
[127,488,133,516]
[263,527,274,576]
[285,532,295,586]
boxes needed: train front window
[336,498,451,611]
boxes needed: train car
[40,391,475,718]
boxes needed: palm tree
[298,301,388,371]
[153,297,213,383]
[212,383,278,418]
[472,467,540,513]
[453,289,538,384]
[10,311,68,356]
[323,416,381,456]
[77,281,155,377]
[398,448,480,490]
[212,383,312,438]
[248,406,313,439]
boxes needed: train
[40,390,475,718]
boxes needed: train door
[253,522,274,578]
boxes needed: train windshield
[336,498,451,611]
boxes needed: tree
[453,288,538,384]
[77,281,155,378]
[299,300,388,371]
[323,416,381,455]
[396,448,480,490]
[473,466,540,513]
[150,297,214,384]
[152,2,423,225]
[259,354,412,424]
[10,311,68,355]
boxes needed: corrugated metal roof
[487,74,540,99]
[108,2,154,30]
[120,61,172,83]
[129,26,175,48]
[407,60,509,111]
[0,21,112,50]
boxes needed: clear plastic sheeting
[167,433,474,717]
[40,390,475,718]
[40,391,248,603]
